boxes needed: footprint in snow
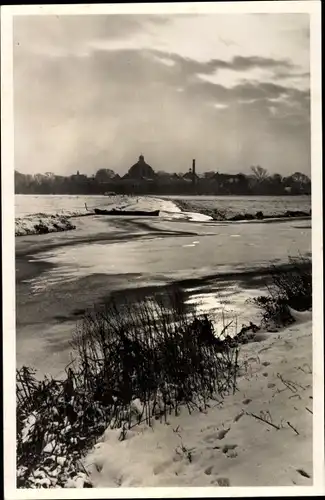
[222,444,238,453]
[242,398,252,405]
[222,444,238,458]
[262,361,270,367]
[204,428,230,443]
[204,465,215,476]
[204,465,232,485]
[215,428,230,440]
[213,477,231,486]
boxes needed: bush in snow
[253,255,312,327]
[71,288,239,429]
[15,215,76,236]
[16,366,95,488]
[16,288,240,488]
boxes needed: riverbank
[172,198,311,223]
[14,203,315,489]
[15,214,77,236]
[16,249,313,488]
[85,316,312,488]
[15,195,198,237]
[17,310,313,489]
[15,194,311,236]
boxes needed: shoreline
[15,250,311,379]
[85,316,312,488]
[17,312,313,488]
[15,211,311,376]
[15,194,311,237]
[171,197,311,223]
[15,196,313,488]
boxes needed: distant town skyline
[14,13,310,177]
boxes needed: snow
[166,195,311,220]
[79,195,212,222]
[57,457,66,467]
[43,440,56,454]
[84,317,313,488]
[15,214,76,236]
[15,194,311,237]
[21,413,37,443]
[65,473,90,489]
[15,195,211,237]
[14,194,181,220]
[23,218,310,297]
[15,194,129,218]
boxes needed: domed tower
[125,154,156,179]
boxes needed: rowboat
[93,208,160,216]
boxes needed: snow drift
[15,214,76,237]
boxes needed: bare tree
[250,165,269,182]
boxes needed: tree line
[15,166,311,196]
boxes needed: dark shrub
[253,256,312,327]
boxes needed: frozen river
[16,216,311,377]
[15,195,311,377]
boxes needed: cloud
[152,55,176,67]
[13,14,169,52]
[144,50,295,76]
[213,103,229,110]
[13,14,311,177]
[230,55,294,70]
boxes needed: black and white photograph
[1,1,323,496]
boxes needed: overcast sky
[13,13,310,177]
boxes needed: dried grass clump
[17,288,240,488]
[71,289,239,426]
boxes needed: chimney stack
[192,159,196,184]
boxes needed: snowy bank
[14,196,198,237]
[85,316,312,488]
[15,256,313,489]
[85,195,212,222]
[172,198,311,223]
[15,214,77,237]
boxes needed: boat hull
[94,208,160,216]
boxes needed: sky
[13,13,311,177]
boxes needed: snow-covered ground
[14,194,311,236]
[15,194,311,220]
[83,314,313,489]
[15,214,77,236]
[15,194,128,217]
[165,195,311,219]
[15,195,211,236]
